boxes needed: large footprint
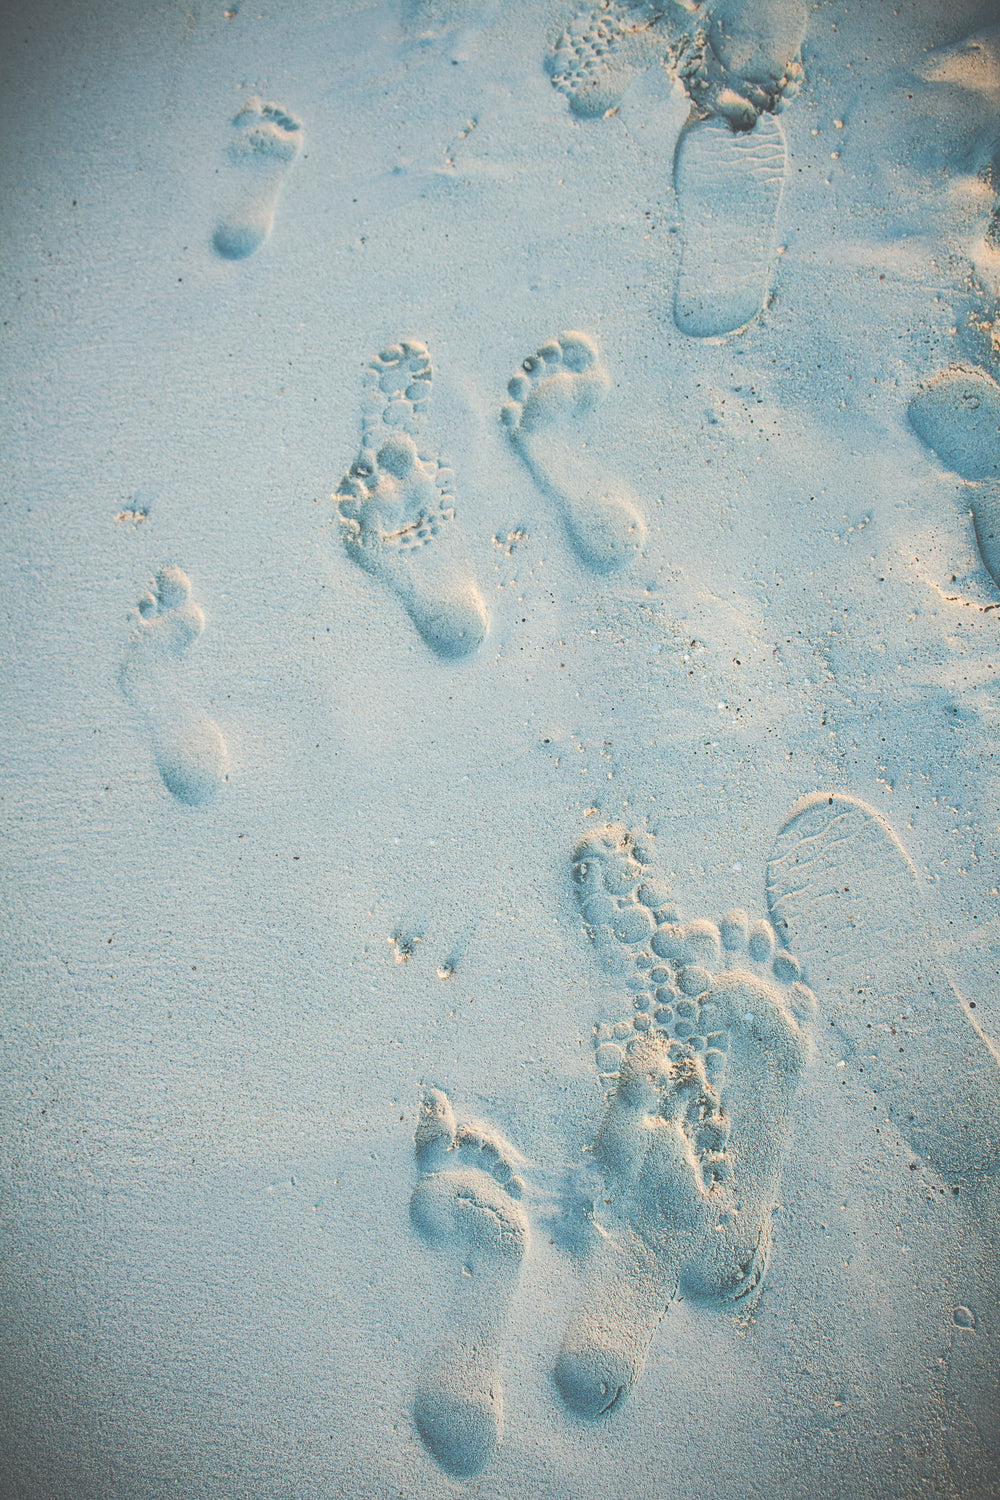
[908,366,1000,585]
[765,793,1000,1186]
[212,98,303,261]
[555,823,813,1417]
[673,110,788,338]
[119,567,230,806]
[501,332,647,573]
[672,0,803,337]
[335,342,489,659]
[410,1089,528,1477]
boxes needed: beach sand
[1,1,999,1495]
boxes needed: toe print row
[558,820,814,1417]
[119,567,229,806]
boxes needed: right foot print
[410,1089,528,1477]
[119,567,230,806]
[555,824,813,1417]
[212,98,303,261]
[501,332,647,573]
[907,367,1000,585]
[766,792,1000,1187]
[335,342,489,659]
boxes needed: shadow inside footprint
[673,112,788,338]
[501,331,647,573]
[766,792,1000,1185]
[555,823,814,1417]
[213,98,303,261]
[336,343,488,658]
[120,566,229,806]
[409,1090,528,1477]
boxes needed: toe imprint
[212,97,303,261]
[335,342,488,658]
[120,567,229,806]
[502,333,647,573]
[410,1090,528,1477]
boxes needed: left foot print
[212,98,303,261]
[410,1090,529,1477]
[501,332,647,573]
[555,824,814,1417]
[907,367,1000,585]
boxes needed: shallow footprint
[556,824,813,1417]
[213,98,303,261]
[766,792,1000,1186]
[336,342,488,659]
[908,367,1000,584]
[410,1089,528,1477]
[119,567,229,806]
[501,332,647,573]
[673,111,788,338]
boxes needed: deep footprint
[335,341,488,658]
[908,367,1000,585]
[765,792,1000,1186]
[555,823,813,1417]
[119,566,229,806]
[410,1089,528,1477]
[501,331,647,573]
[674,111,788,338]
[213,98,303,261]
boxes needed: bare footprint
[674,111,788,338]
[908,367,1000,585]
[555,824,813,1417]
[335,342,489,659]
[119,567,229,806]
[501,332,647,573]
[212,98,303,261]
[765,792,1000,1187]
[410,1089,528,1477]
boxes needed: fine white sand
[2,1,999,1496]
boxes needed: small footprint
[555,823,813,1417]
[213,98,303,261]
[547,0,671,120]
[673,111,788,338]
[766,792,1000,1186]
[119,567,229,806]
[501,332,647,573]
[410,1089,528,1477]
[908,367,1000,586]
[335,341,489,658]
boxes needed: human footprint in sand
[501,330,647,573]
[555,824,814,1416]
[119,566,229,806]
[409,1089,529,1478]
[336,340,489,659]
[548,0,806,337]
[213,98,303,261]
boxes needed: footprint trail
[556,823,813,1417]
[213,98,303,261]
[119,567,229,806]
[335,342,488,658]
[766,792,1000,1186]
[501,332,647,573]
[410,1089,528,1477]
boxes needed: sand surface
[2,1,999,1496]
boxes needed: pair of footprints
[335,332,648,659]
[409,795,1000,1478]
